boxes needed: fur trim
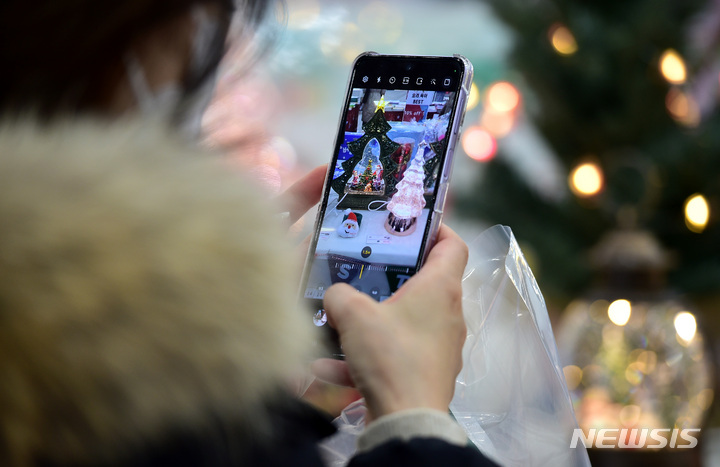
[0,119,316,465]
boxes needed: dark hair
[0,0,275,117]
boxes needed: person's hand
[316,225,468,421]
[275,165,326,225]
[274,164,326,267]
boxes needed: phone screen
[301,55,468,351]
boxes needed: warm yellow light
[660,49,687,84]
[674,311,697,343]
[462,126,497,162]
[697,388,714,411]
[666,88,700,127]
[563,365,583,391]
[550,24,578,55]
[608,299,631,326]
[481,109,515,137]
[685,194,709,233]
[569,162,603,196]
[486,82,520,113]
[466,83,480,111]
[625,362,644,386]
[636,350,657,374]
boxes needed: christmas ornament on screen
[331,107,399,210]
[385,152,427,236]
[389,137,415,183]
[337,209,362,238]
[346,139,384,195]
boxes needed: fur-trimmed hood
[0,119,316,465]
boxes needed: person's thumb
[323,282,376,334]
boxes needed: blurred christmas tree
[460,0,720,304]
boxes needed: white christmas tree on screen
[385,151,426,236]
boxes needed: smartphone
[300,52,473,358]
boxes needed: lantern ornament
[557,225,713,457]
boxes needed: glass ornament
[345,138,384,195]
[385,152,426,236]
[556,227,713,462]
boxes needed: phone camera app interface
[304,64,459,304]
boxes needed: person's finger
[310,358,355,387]
[421,225,469,281]
[323,282,376,334]
[275,165,327,224]
[385,225,467,306]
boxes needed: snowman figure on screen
[337,208,363,238]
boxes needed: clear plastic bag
[319,398,368,467]
[449,225,589,466]
[319,225,589,466]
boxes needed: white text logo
[569,428,700,449]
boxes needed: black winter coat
[102,398,499,467]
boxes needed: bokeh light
[563,365,583,391]
[462,126,497,162]
[684,194,709,233]
[697,389,714,411]
[636,350,657,374]
[666,88,700,127]
[486,82,521,113]
[625,362,644,386]
[466,82,480,111]
[619,405,642,427]
[559,298,713,439]
[569,162,603,196]
[608,299,631,326]
[481,109,515,137]
[660,49,687,84]
[674,311,697,344]
[549,24,578,55]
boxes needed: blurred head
[0,0,276,123]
